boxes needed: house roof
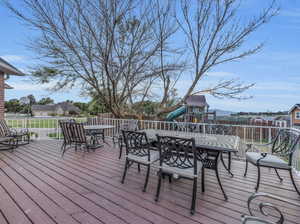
[4,83,13,89]
[31,104,56,111]
[185,95,208,107]
[56,102,81,113]
[289,104,300,114]
[274,115,290,121]
[0,57,25,76]
[31,102,81,113]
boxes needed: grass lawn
[47,132,64,139]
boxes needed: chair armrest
[241,215,274,224]
[16,128,30,135]
[244,192,300,224]
[246,142,274,152]
[248,192,300,209]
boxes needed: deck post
[0,72,5,120]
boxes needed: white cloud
[0,55,26,63]
[10,82,56,91]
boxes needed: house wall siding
[0,73,5,119]
[291,108,300,125]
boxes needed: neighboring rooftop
[31,102,81,113]
[289,104,300,114]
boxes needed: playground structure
[166,95,216,123]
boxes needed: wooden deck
[0,140,299,224]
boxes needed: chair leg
[255,165,261,192]
[138,164,141,172]
[112,136,116,146]
[290,169,300,196]
[201,166,205,193]
[215,168,227,200]
[61,144,67,157]
[118,143,123,160]
[168,175,172,183]
[274,168,283,183]
[61,142,66,151]
[244,160,248,177]
[121,159,129,184]
[191,177,197,215]
[143,165,150,192]
[155,170,162,201]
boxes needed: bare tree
[3,0,278,118]
[176,0,278,100]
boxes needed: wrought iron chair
[0,119,30,146]
[59,121,75,154]
[60,121,101,156]
[244,129,300,195]
[113,120,139,159]
[155,135,203,215]
[241,192,300,224]
[121,130,159,192]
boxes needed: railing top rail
[4,116,287,129]
[96,117,283,129]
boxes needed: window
[295,112,300,120]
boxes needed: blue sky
[1,0,300,112]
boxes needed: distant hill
[209,109,234,116]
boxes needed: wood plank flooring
[0,140,299,224]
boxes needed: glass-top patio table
[140,129,241,200]
[84,125,115,130]
[84,125,115,146]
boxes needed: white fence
[5,117,300,173]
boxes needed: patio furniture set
[59,120,114,156]
[58,119,300,223]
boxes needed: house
[289,104,300,126]
[0,57,24,119]
[250,116,274,126]
[31,102,81,117]
[274,115,290,128]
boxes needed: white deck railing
[5,117,300,173]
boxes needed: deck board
[0,140,299,224]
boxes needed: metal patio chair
[60,121,101,156]
[155,135,203,215]
[59,120,75,154]
[241,192,300,224]
[0,119,30,146]
[121,130,159,192]
[113,120,139,159]
[244,129,300,195]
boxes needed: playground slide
[166,106,186,121]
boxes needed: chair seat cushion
[127,151,159,164]
[246,152,289,169]
[161,161,202,178]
